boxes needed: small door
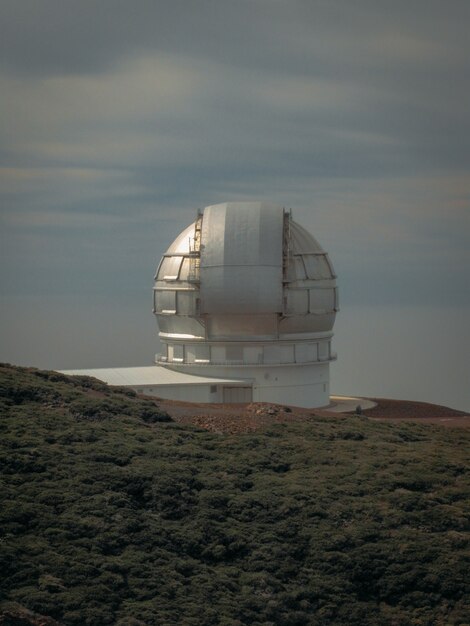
[223,386,252,403]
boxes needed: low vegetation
[0,364,469,625]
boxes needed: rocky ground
[153,396,470,434]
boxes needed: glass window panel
[286,290,308,314]
[158,256,183,280]
[280,345,294,364]
[173,344,184,361]
[288,255,307,281]
[156,290,176,313]
[244,346,262,364]
[309,288,335,312]
[226,345,243,361]
[325,255,336,277]
[295,343,315,363]
[211,346,225,363]
[176,291,195,315]
[263,344,280,364]
[194,344,210,362]
[179,257,191,281]
[302,254,332,279]
[318,341,329,360]
[295,343,308,363]
[186,345,196,363]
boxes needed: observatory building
[62,202,338,408]
[153,202,338,407]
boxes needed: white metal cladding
[165,223,194,255]
[289,220,324,254]
[200,202,284,314]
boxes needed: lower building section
[59,360,331,407]
[163,361,331,408]
[58,366,252,404]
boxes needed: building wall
[161,361,330,408]
[131,383,253,404]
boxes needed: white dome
[152,202,338,408]
[153,202,338,341]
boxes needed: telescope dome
[153,202,338,408]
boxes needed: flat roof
[59,365,250,387]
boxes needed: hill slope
[0,364,469,625]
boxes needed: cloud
[0,0,468,310]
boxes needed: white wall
[166,361,330,408]
[133,384,219,403]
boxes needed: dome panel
[158,256,183,280]
[302,254,333,280]
[165,223,195,254]
[285,289,309,314]
[308,287,336,313]
[289,220,324,254]
[200,202,284,314]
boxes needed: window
[194,345,210,362]
[178,257,191,281]
[285,289,308,314]
[302,254,332,279]
[155,290,176,313]
[172,344,184,362]
[176,291,196,315]
[244,346,262,364]
[318,341,329,360]
[226,345,243,362]
[309,288,335,313]
[289,255,307,280]
[280,344,295,363]
[263,345,280,364]
[210,346,225,363]
[158,256,183,280]
[295,343,316,363]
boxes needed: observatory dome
[153,202,338,407]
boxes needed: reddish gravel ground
[363,398,470,427]
[152,396,470,434]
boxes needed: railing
[156,354,337,367]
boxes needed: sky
[1,0,469,410]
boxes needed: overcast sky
[1,1,469,409]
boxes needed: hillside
[0,364,469,626]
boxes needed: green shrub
[0,364,469,626]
